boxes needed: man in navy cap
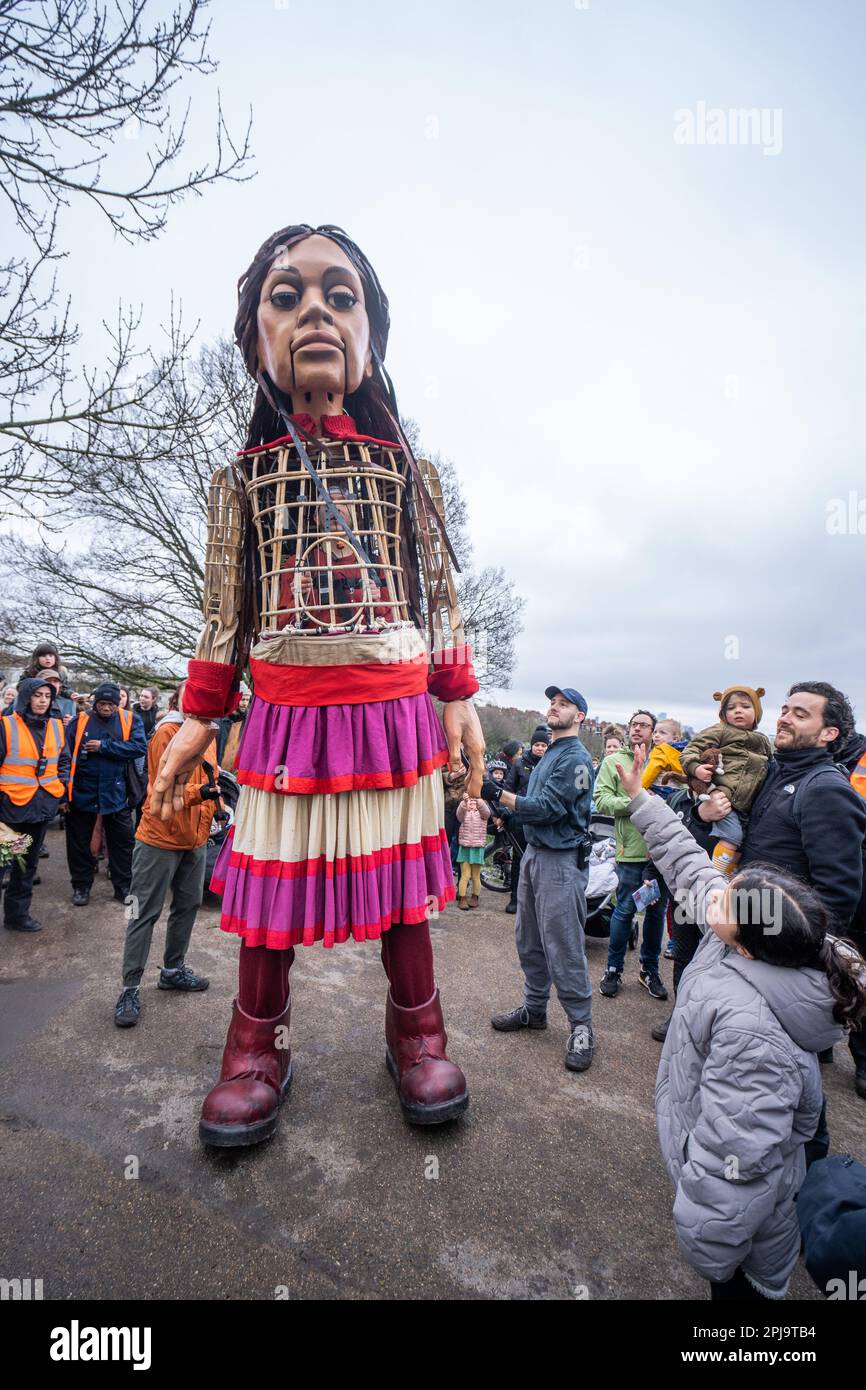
[483,686,596,1072]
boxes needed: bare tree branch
[0,0,254,507]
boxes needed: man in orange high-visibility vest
[0,677,70,932]
[64,681,147,908]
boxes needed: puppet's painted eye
[270,289,299,309]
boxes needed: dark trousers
[508,825,526,905]
[122,841,207,986]
[671,916,701,994]
[607,860,669,973]
[847,915,866,1073]
[2,820,48,926]
[66,804,134,896]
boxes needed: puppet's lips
[293,333,343,351]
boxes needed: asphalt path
[1,823,863,1300]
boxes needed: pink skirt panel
[211,827,455,949]
[235,690,449,794]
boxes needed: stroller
[584,812,637,948]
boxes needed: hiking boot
[158,964,210,992]
[113,889,130,904]
[855,1071,866,1100]
[639,968,669,1001]
[599,968,622,998]
[565,1023,594,1072]
[491,1004,547,1031]
[818,1047,834,1065]
[505,901,517,915]
[4,916,43,933]
[114,986,141,1028]
[652,1013,672,1043]
[468,894,480,909]
[457,897,469,910]
[71,888,90,907]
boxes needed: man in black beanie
[64,682,147,906]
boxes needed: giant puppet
[152,225,486,1147]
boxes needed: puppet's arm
[151,464,248,820]
[412,457,484,794]
[184,463,248,720]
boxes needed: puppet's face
[256,235,373,406]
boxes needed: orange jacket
[135,715,218,852]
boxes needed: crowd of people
[0,643,251,1023]
[2,642,866,1300]
[472,676,866,1300]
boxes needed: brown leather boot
[385,987,468,1125]
[199,995,292,1148]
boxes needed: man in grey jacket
[485,686,596,1072]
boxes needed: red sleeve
[184,660,241,720]
[427,644,480,702]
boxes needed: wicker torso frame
[244,435,410,633]
[195,435,464,667]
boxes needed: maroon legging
[237,921,435,1018]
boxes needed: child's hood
[723,952,844,1053]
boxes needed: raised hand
[615,743,646,799]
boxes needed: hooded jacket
[629,789,842,1295]
[680,722,771,812]
[0,677,71,825]
[741,745,866,930]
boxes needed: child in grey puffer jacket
[619,755,866,1300]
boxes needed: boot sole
[490,1018,547,1031]
[199,1062,293,1148]
[385,1050,469,1126]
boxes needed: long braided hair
[234,223,400,449]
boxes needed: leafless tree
[3,344,524,690]
[0,0,253,508]
[403,418,525,690]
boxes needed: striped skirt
[211,634,455,948]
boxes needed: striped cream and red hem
[212,769,456,948]
[236,747,448,795]
[216,887,455,951]
[215,830,451,883]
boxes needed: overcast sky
[40,0,866,732]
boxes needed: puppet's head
[235,224,399,447]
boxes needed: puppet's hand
[151,720,215,820]
[442,699,486,798]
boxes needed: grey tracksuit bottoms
[516,844,592,1026]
